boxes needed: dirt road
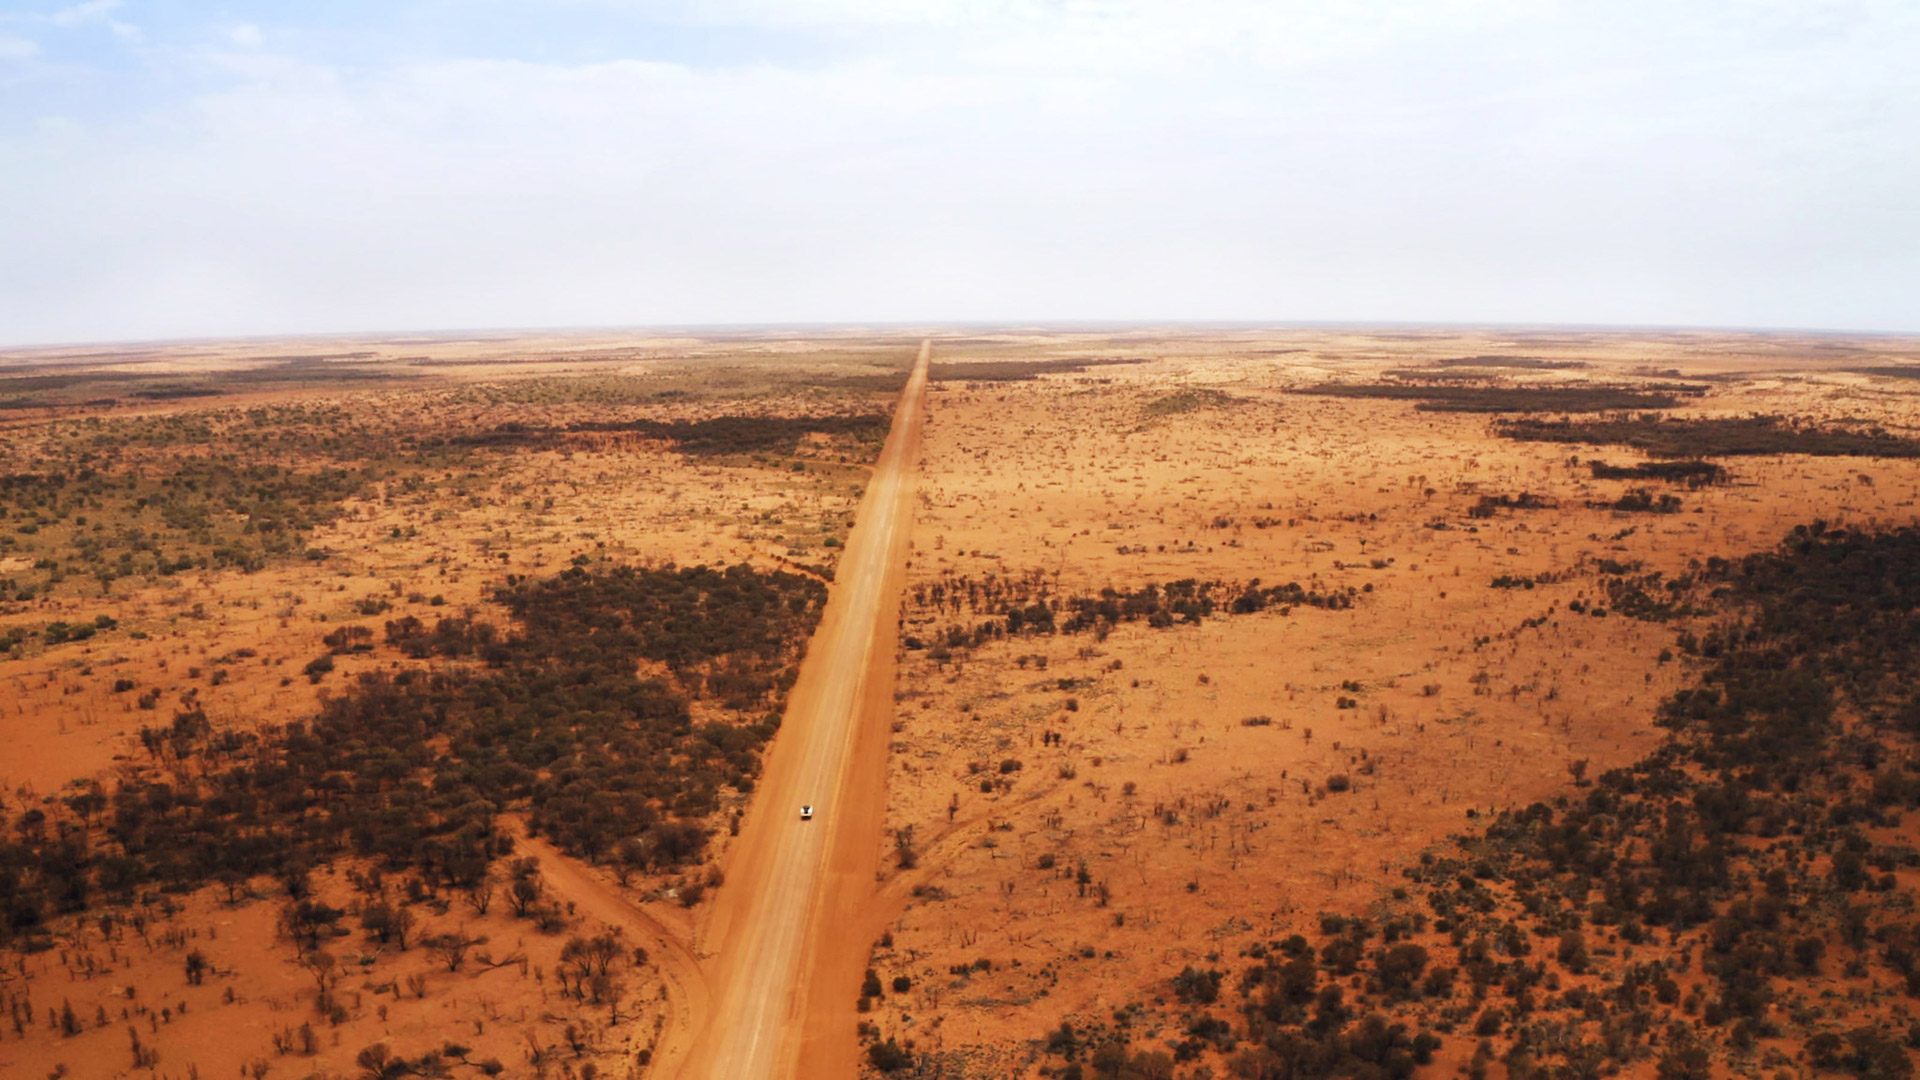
[676,340,930,1080]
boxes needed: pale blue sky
[2,1,1916,345]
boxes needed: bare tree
[464,877,495,917]
[301,951,339,1015]
[429,929,488,973]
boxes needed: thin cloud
[48,0,118,28]
[0,1,1915,344]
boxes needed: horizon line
[3,317,1919,357]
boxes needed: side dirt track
[670,339,930,1079]
[509,827,712,1076]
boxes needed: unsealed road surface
[680,341,930,1080]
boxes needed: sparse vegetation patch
[1083,525,1920,1080]
[1142,388,1239,416]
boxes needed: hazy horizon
[9,316,1920,356]
[3,1,1917,345]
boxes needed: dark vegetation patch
[1587,488,1683,514]
[1590,564,1707,622]
[1436,356,1590,370]
[1587,459,1729,487]
[130,386,225,400]
[905,572,1356,659]
[1468,493,1557,518]
[447,413,891,457]
[1850,367,1920,381]
[0,562,823,944]
[1379,358,1599,380]
[0,613,118,653]
[1142,388,1240,416]
[0,372,150,393]
[1069,525,1920,1080]
[1293,383,1694,413]
[1495,559,1707,623]
[579,413,891,456]
[1497,415,1920,458]
[928,357,1147,383]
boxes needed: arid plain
[4,327,1920,1080]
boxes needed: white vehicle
[800,804,815,821]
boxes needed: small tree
[129,1025,160,1069]
[1655,1040,1710,1080]
[1375,943,1429,1001]
[430,930,487,972]
[465,878,495,917]
[301,951,339,1015]
[355,1044,415,1080]
[389,906,417,951]
[868,1039,912,1073]
[1556,931,1589,975]
[508,877,542,919]
[614,839,646,887]
[1171,966,1221,1005]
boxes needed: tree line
[905,574,1359,658]
[446,413,892,458]
[1498,415,1920,458]
[1294,383,1696,413]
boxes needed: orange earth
[2,325,1918,1080]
